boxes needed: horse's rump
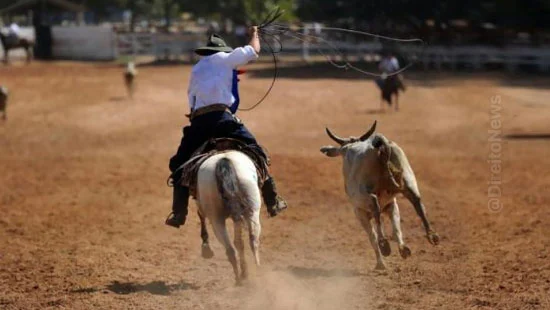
[215,157,245,220]
[174,138,269,198]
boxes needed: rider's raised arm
[221,46,258,68]
[219,26,260,68]
[247,26,260,54]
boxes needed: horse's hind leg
[247,210,261,267]
[212,218,240,284]
[199,211,214,258]
[234,219,248,280]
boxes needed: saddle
[171,138,270,198]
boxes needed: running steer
[320,121,439,270]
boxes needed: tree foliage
[1,0,548,30]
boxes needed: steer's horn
[325,128,350,146]
[359,121,377,141]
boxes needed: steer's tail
[215,157,244,221]
[373,134,403,189]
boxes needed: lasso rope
[267,24,425,77]
[237,9,284,111]
[238,7,425,111]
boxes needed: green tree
[179,0,295,25]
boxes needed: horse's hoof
[427,231,440,245]
[378,238,391,257]
[201,244,214,259]
[399,245,412,259]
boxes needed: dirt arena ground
[1,60,549,310]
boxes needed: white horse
[196,151,262,284]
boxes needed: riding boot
[165,185,189,228]
[261,177,288,217]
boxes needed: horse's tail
[215,157,244,221]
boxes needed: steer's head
[320,121,377,157]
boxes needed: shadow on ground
[108,96,127,102]
[505,133,550,140]
[281,265,363,279]
[71,280,199,296]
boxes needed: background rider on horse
[376,49,406,92]
[6,23,21,45]
[165,26,288,228]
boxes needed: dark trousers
[169,111,259,174]
[169,111,262,214]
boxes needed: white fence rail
[115,32,202,61]
[300,40,550,72]
[2,25,549,71]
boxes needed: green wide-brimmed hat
[194,34,234,56]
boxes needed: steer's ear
[320,145,342,157]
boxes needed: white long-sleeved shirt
[188,45,258,112]
[8,23,20,36]
[379,57,400,73]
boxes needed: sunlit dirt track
[1,61,549,309]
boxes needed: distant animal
[0,86,8,120]
[0,32,34,64]
[320,121,439,270]
[124,62,137,98]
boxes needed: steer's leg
[403,182,440,245]
[355,207,386,270]
[370,194,391,257]
[387,199,411,258]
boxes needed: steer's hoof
[399,245,412,259]
[374,262,387,271]
[378,238,391,257]
[427,231,440,245]
[201,244,214,259]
